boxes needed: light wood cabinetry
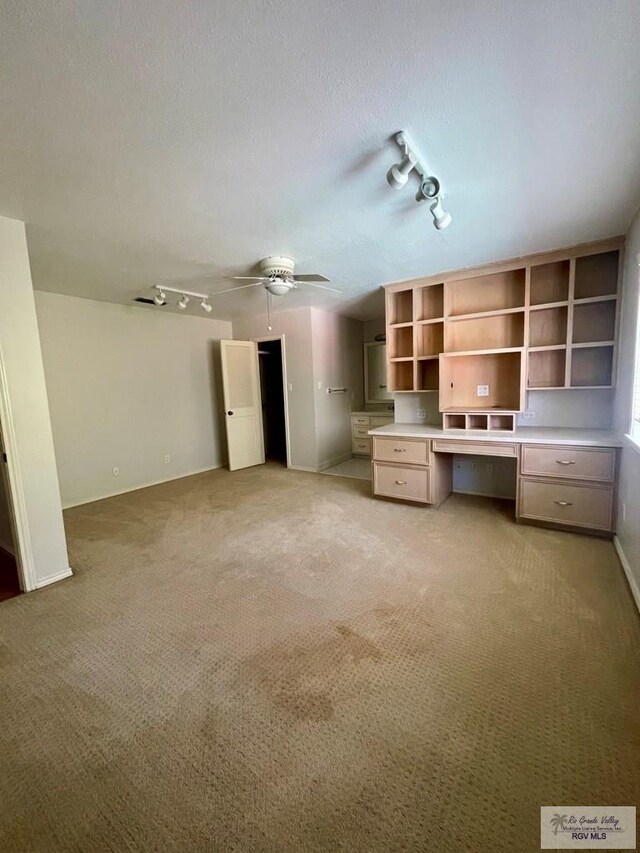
[351,413,393,456]
[369,425,619,536]
[372,437,452,506]
[516,442,618,534]
[384,238,622,409]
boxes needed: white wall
[614,208,640,602]
[363,318,385,342]
[311,308,363,469]
[233,307,317,470]
[0,216,70,588]
[35,292,232,507]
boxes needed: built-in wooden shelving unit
[384,238,623,416]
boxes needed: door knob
[227,411,233,415]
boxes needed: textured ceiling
[2,0,640,321]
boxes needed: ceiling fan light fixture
[265,279,293,297]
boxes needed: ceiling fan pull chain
[267,290,272,331]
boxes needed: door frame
[252,335,292,469]
[0,342,36,591]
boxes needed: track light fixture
[429,197,452,231]
[387,153,417,189]
[386,131,452,230]
[152,286,214,313]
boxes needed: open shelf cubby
[439,351,524,411]
[388,360,414,392]
[416,359,439,392]
[574,251,619,300]
[572,299,616,344]
[416,283,444,322]
[530,260,570,305]
[388,325,413,359]
[446,312,524,352]
[529,306,568,347]
[388,289,413,325]
[443,413,466,430]
[447,268,526,317]
[443,411,516,432]
[570,345,614,387]
[416,322,443,357]
[528,349,566,389]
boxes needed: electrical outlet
[477,385,489,397]
[486,462,493,472]
[521,410,536,420]
[455,460,462,472]
[471,462,479,472]
[112,466,120,477]
[164,454,171,464]
[416,408,426,419]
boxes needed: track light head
[153,289,166,306]
[429,197,452,231]
[200,298,212,313]
[386,154,417,190]
[178,294,189,310]
[416,176,441,202]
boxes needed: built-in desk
[368,424,622,536]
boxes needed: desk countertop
[367,423,622,448]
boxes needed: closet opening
[0,421,22,602]
[256,337,290,466]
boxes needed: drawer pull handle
[556,460,576,465]
[395,480,407,485]
[554,500,573,507]
[393,448,407,452]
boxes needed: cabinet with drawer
[517,443,618,535]
[372,437,452,506]
[374,462,431,503]
[351,413,393,455]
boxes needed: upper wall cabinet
[384,239,622,411]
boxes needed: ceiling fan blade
[209,282,265,295]
[232,276,264,280]
[291,274,331,283]
[303,282,342,293]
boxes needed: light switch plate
[477,385,489,397]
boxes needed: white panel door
[221,340,265,471]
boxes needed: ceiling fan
[211,256,341,297]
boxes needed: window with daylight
[631,261,640,446]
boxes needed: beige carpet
[321,456,372,480]
[1,464,639,852]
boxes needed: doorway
[0,423,21,601]
[256,338,289,466]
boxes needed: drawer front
[352,426,371,439]
[374,463,430,503]
[352,416,370,427]
[519,478,613,531]
[370,416,394,428]
[432,439,518,458]
[373,437,430,465]
[521,445,616,483]
[352,438,371,455]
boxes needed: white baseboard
[613,536,640,616]
[62,464,223,510]
[35,566,73,589]
[288,464,318,473]
[317,452,353,472]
